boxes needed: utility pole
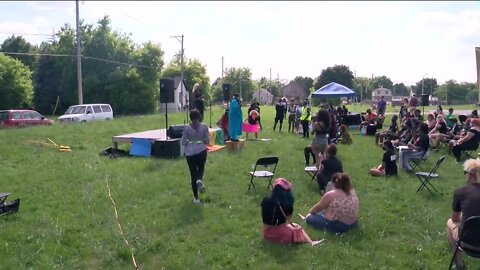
[75,0,83,104]
[221,56,224,79]
[269,68,272,98]
[171,34,186,123]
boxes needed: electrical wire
[0,32,55,37]
[0,51,160,70]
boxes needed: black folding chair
[248,156,278,191]
[449,216,480,269]
[409,150,429,171]
[415,156,445,194]
[304,166,318,185]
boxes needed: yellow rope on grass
[104,175,139,269]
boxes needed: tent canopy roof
[312,82,356,98]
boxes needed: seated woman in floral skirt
[301,173,359,234]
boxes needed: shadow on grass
[173,199,204,228]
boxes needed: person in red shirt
[359,109,378,131]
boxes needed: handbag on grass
[276,200,306,243]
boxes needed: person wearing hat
[261,178,323,246]
[370,140,398,177]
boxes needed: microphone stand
[209,99,213,128]
[184,94,189,125]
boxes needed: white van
[58,104,113,123]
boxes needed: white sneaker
[196,180,206,193]
[193,198,200,204]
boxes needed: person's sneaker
[431,147,438,151]
[193,198,200,204]
[196,180,206,193]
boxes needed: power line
[0,32,55,37]
[0,51,159,70]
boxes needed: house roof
[373,87,392,92]
[279,81,305,98]
[253,88,273,96]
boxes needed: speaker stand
[184,95,189,125]
[422,106,425,119]
[164,100,168,139]
[209,100,213,128]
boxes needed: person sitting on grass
[375,115,398,145]
[370,140,398,177]
[425,113,436,132]
[261,178,323,246]
[300,173,359,234]
[316,144,343,193]
[332,124,352,145]
[446,158,480,270]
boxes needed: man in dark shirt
[273,98,287,132]
[446,159,480,270]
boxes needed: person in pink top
[301,173,359,234]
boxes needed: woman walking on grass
[181,109,210,204]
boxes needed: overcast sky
[0,1,479,86]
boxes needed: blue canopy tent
[311,82,356,98]
[311,82,359,114]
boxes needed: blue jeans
[306,213,358,234]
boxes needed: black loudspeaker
[160,78,175,103]
[222,83,232,102]
[152,139,184,158]
[167,124,187,139]
[420,94,429,106]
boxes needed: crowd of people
[180,88,479,267]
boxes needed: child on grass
[370,140,398,177]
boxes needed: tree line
[0,16,477,115]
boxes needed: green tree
[415,78,438,95]
[162,58,210,102]
[0,53,33,109]
[353,76,373,102]
[313,65,354,90]
[371,75,393,90]
[0,35,38,71]
[393,83,408,97]
[217,67,254,102]
[435,80,477,105]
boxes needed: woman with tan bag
[260,178,323,246]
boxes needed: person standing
[192,83,205,121]
[300,101,312,138]
[287,98,297,133]
[446,159,480,270]
[228,93,243,141]
[181,109,210,204]
[273,98,287,132]
[409,94,418,109]
[376,96,387,116]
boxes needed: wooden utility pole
[75,0,83,104]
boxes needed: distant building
[279,81,307,101]
[251,88,274,104]
[159,76,188,113]
[372,87,393,102]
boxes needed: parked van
[58,104,113,123]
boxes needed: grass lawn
[0,105,477,269]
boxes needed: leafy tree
[313,65,354,90]
[392,83,408,97]
[371,75,393,90]
[353,76,373,102]
[255,77,286,99]
[0,35,38,71]
[415,78,438,95]
[220,67,254,102]
[0,53,33,109]
[435,80,477,105]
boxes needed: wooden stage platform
[112,128,224,149]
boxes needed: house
[251,88,274,104]
[279,81,307,101]
[160,76,189,113]
[372,87,393,102]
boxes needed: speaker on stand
[420,94,429,118]
[160,78,175,138]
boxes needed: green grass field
[0,105,478,269]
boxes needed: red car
[0,110,54,128]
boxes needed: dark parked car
[0,110,54,128]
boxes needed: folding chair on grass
[448,216,480,269]
[415,155,445,194]
[248,156,278,191]
[409,150,429,171]
[304,166,318,185]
